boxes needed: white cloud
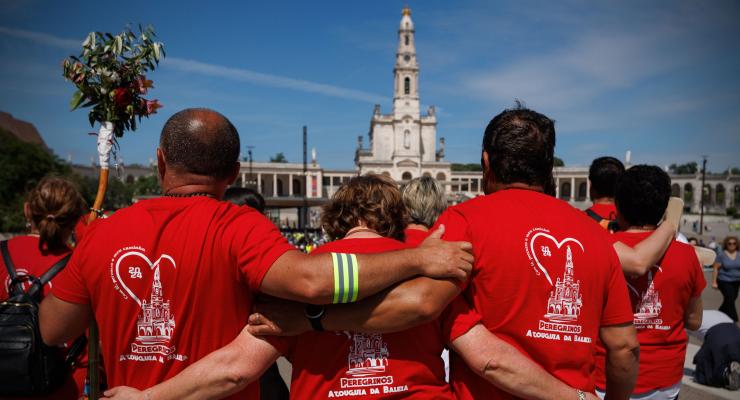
[164,57,386,104]
[0,25,387,104]
[0,26,79,50]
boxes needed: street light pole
[303,126,308,233]
[699,155,707,236]
[246,145,255,189]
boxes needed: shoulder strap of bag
[585,208,604,223]
[1,240,24,296]
[27,252,71,298]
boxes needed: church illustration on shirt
[632,269,662,321]
[544,246,583,322]
[346,333,390,376]
[135,267,176,344]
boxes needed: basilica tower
[356,7,450,183]
[393,6,420,118]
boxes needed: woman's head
[724,236,738,252]
[321,174,408,241]
[25,177,87,253]
[401,176,446,228]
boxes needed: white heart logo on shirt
[528,232,584,286]
[114,251,176,306]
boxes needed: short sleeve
[433,208,471,244]
[50,246,90,304]
[232,210,295,292]
[690,248,707,297]
[600,248,634,326]
[440,295,482,343]
[433,208,474,290]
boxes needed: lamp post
[700,155,707,236]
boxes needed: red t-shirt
[270,237,480,399]
[594,232,706,393]
[403,227,429,247]
[435,189,633,399]
[1,235,69,298]
[51,196,294,399]
[587,203,617,221]
[0,235,86,400]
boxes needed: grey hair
[401,176,447,228]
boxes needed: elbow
[622,258,651,277]
[293,269,332,304]
[686,316,702,331]
[413,287,446,324]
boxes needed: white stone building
[226,7,740,226]
[355,7,451,184]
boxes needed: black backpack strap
[27,253,71,298]
[1,240,24,296]
[585,209,604,222]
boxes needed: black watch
[305,304,325,332]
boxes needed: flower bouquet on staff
[62,25,164,221]
[62,25,164,400]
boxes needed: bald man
[39,108,473,399]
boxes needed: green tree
[0,128,72,231]
[554,156,565,167]
[132,175,161,197]
[451,163,482,172]
[669,162,698,175]
[270,152,288,163]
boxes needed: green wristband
[331,252,359,303]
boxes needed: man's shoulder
[665,240,698,264]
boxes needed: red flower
[113,88,132,108]
[143,99,162,115]
[134,75,154,94]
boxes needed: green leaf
[152,43,161,62]
[69,90,85,110]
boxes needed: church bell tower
[393,6,420,118]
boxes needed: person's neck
[344,226,381,239]
[492,182,544,193]
[593,198,615,205]
[625,225,657,233]
[161,174,226,200]
[406,223,429,232]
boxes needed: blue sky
[1,0,739,171]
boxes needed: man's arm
[613,221,675,276]
[40,294,93,346]
[260,225,472,305]
[102,326,281,400]
[599,323,639,400]
[685,296,703,331]
[248,278,462,336]
[451,325,597,400]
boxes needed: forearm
[712,263,720,284]
[604,348,639,400]
[616,221,674,275]
[453,326,577,400]
[323,277,460,333]
[146,332,279,400]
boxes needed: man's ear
[227,162,240,186]
[156,148,166,182]
[482,150,496,195]
[23,202,32,223]
[482,150,490,175]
